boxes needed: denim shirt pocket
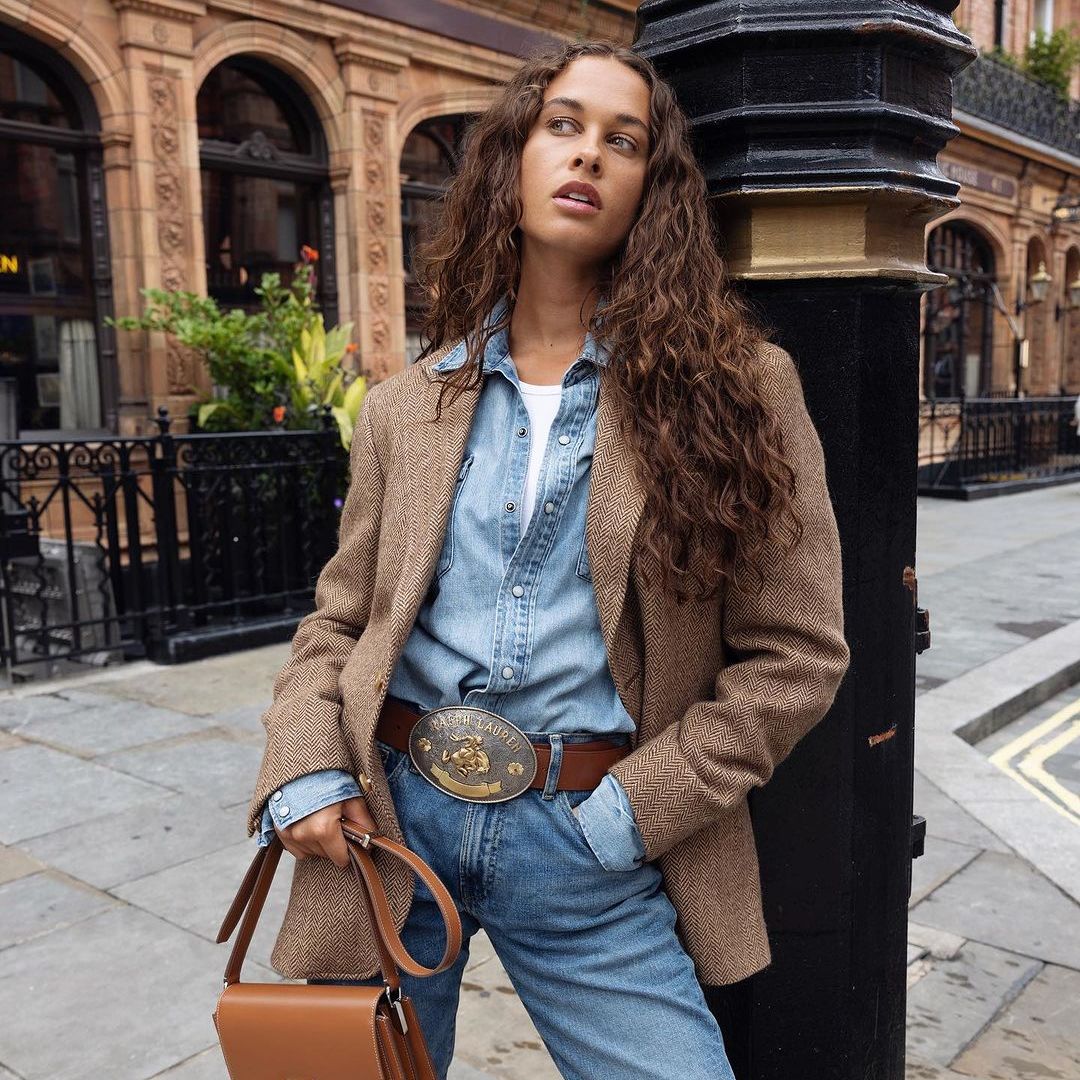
[436,454,475,580]
[575,528,591,582]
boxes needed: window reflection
[400,114,476,361]
[198,58,332,318]
[0,48,102,433]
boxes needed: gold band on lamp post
[711,185,957,285]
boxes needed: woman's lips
[552,195,601,215]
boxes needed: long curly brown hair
[413,39,803,605]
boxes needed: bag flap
[215,983,387,1079]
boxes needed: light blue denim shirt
[259,292,646,872]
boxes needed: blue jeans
[310,731,736,1080]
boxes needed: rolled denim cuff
[256,768,363,847]
[574,772,646,872]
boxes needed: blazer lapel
[387,355,483,654]
[586,369,647,672]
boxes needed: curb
[0,658,163,700]
[915,618,1080,903]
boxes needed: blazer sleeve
[606,343,851,863]
[244,388,386,838]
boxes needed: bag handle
[217,817,462,991]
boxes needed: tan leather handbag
[213,817,463,1079]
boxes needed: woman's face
[517,56,651,271]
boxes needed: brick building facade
[0,0,1076,438]
[0,0,637,437]
[926,0,1080,399]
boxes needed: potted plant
[110,246,367,450]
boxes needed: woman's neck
[509,266,600,385]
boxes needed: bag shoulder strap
[216,818,462,989]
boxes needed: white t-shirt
[516,377,563,527]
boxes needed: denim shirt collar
[431,291,612,377]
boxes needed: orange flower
[345,342,358,353]
[300,245,319,263]
[272,405,286,422]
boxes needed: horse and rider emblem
[408,706,538,803]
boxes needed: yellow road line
[987,693,1080,824]
[988,695,1080,763]
[1018,718,1080,817]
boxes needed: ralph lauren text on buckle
[408,706,539,803]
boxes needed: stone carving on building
[149,71,193,394]
[363,108,393,379]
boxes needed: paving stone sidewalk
[905,483,1080,1079]
[0,482,1076,1079]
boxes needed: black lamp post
[632,3,976,1077]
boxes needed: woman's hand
[274,796,379,869]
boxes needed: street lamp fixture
[1016,260,1051,313]
[1028,261,1052,304]
[1057,273,1080,321]
[1050,195,1080,225]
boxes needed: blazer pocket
[436,454,474,580]
[575,528,591,582]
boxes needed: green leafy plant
[1024,26,1080,99]
[982,25,1080,98]
[985,45,1020,71]
[109,246,367,449]
[289,317,366,449]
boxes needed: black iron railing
[953,53,1080,158]
[919,395,1080,491]
[0,410,347,679]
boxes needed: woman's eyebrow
[540,95,650,138]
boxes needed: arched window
[197,58,337,325]
[400,113,477,361]
[0,27,114,435]
[925,222,997,399]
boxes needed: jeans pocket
[557,789,601,860]
[376,737,412,784]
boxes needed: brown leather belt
[375,696,631,793]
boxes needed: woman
[246,39,850,1080]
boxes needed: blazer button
[374,675,386,691]
[356,772,372,796]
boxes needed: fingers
[321,824,351,871]
[274,826,310,861]
[273,796,378,870]
[286,802,352,870]
[340,796,377,833]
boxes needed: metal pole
[633,3,976,1076]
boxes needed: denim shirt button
[501,665,514,679]
[272,791,283,801]
[505,502,516,512]
[278,805,290,817]
[558,434,570,445]
[544,502,555,513]
[517,427,528,437]
[512,585,524,597]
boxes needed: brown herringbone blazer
[245,339,850,987]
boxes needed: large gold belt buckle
[408,706,538,803]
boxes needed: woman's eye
[547,118,636,152]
